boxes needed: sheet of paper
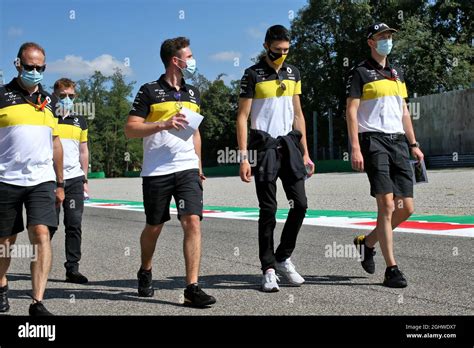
[167,107,204,141]
[409,160,428,185]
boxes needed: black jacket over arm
[248,129,307,182]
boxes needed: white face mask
[375,39,393,56]
[176,57,197,79]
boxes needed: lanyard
[20,92,49,111]
[367,61,398,81]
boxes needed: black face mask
[267,49,287,65]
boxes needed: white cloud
[7,27,23,37]
[209,51,242,62]
[47,54,132,77]
[246,27,264,39]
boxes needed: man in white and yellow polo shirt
[346,23,424,288]
[237,25,314,292]
[0,42,64,315]
[49,78,89,284]
[125,37,216,308]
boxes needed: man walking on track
[346,23,424,288]
[0,42,65,315]
[237,25,314,292]
[125,37,216,308]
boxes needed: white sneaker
[261,269,280,292]
[275,258,305,286]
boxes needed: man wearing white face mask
[346,23,424,288]
[49,78,89,284]
[125,37,216,308]
[0,42,64,315]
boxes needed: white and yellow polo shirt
[346,57,408,134]
[0,78,58,186]
[240,58,302,138]
[57,113,88,180]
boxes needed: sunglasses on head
[21,62,46,73]
[58,93,76,100]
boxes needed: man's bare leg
[180,215,201,285]
[28,224,52,302]
[140,223,164,271]
[365,197,414,249]
[0,234,17,287]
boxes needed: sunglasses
[173,91,183,111]
[21,62,46,73]
[58,93,76,100]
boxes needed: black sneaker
[66,271,88,284]
[183,283,216,308]
[29,301,54,316]
[137,267,154,297]
[0,285,10,313]
[354,235,376,274]
[383,266,408,288]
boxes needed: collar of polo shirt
[159,74,188,92]
[368,56,392,70]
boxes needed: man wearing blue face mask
[125,37,216,308]
[346,23,424,288]
[49,78,89,285]
[0,42,65,315]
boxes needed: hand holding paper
[168,107,204,141]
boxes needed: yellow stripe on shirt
[0,104,58,135]
[254,79,300,99]
[146,101,200,123]
[57,123,83,141]
[361,79,408,101]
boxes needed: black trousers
[255,169,308,273]
[49,175,84,273]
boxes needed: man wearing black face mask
[125,37,215,308]
[237,25,314,292]
[0,42,64,315]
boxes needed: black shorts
[360,133,414,198]
[0,181,57,237]
[142,169,203,226]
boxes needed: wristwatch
[56,182,65,188]
[409,141,420,148]
[83,178,88,184]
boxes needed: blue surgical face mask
[59,96,74,112]
[20,69,43,87]
[177,58,197,79]
[375,38,393,56]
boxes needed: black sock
[386,265,398,271]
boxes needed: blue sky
[0,0,307,97]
